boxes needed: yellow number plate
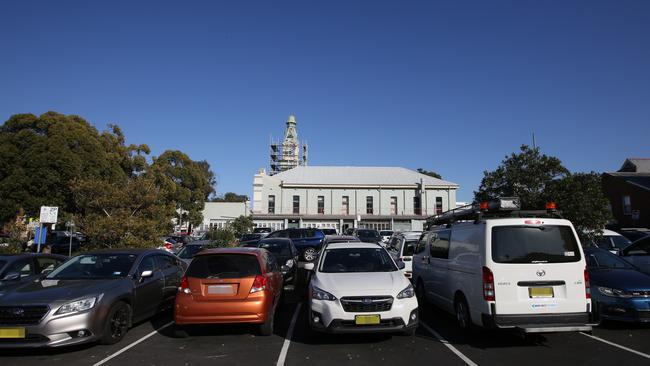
[0,328,26,339]
[355,315,380,325]
[529,287,554,298]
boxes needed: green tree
[416,168,442,179]
[205,227,236,247]
[475,145,569,209]
[211,192,249,202]
[229,215,254,238]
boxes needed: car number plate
[207,284,236,295]
[529,287,554,298]
[355,315,380,325]
[0,327,26,339]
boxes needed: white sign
[40,206,59,223]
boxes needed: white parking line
[92,321,174,366]
[276,303,302,366]
[420,322,479,366]
[581,332,650,360]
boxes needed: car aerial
[0,249,184,347]
[584,247,650,323]
[305,242,418,335]
[619,236,650,276]
[352,229,382,244]
[386,231,421,279]
[242,238,299,290]
[587,229,633,254]
[266,228,325,262]
[321,228,338,236]
[0,253,67,290]
[174,247,283,336]
[379,230,394,244]
[176,242,217,266]
[412,198,594,334]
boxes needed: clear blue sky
[1,0,649,202]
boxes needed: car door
[154,254,183,302]
[412,232,433,297]
[133,255,164,320]
[425,230,451,308]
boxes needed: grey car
[0,249,183,348]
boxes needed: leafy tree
[416,168,442,179]
[229,215,254,238]
[475,145,569,209]
[211,192,249,202]
[205,227,236,247]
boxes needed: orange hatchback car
[174,248,283,336]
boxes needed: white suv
[305,242,419,335]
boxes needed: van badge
[536,270,546,277]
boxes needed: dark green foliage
[205,228,236,247]
[211,192,249,202]
[416,168,442,179]
[229,215,254,238]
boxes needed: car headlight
[55,295,102,315]
[311,286,337,301]
[397,284,415,299]
[597,287,633,298]
[285,259,294,268]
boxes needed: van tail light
[482,266,495,301]
[250,275,268,293]
[178,276,191,294]
[584,269,591,299]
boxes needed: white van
[412,198,594,333]
[387,231,422,279]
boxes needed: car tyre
[172,324,189,338]
[302,247,317,262]
[259,309,274,336]
[415,281,426,304]
[454,296,472,334]
[100,301,131,345]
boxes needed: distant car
[321,228,338,235]
[379,230,394,244]
[352,229,382,244]
[617,228,650,242]
[0,253,66,290]
[254,238,299,289]
[253,227,273,234]
[239,233,264,246]
[0,249,184,348]
[30,231,83,254]
[176,242,217,266]
[386,231,421,279]
[585,247,650,323]
[266,228,325,262]
[619,236,650,276]
[174,247,283,336]
[322,235,361,245]
[589,229,633,253]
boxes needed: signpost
[37,206,58,253]
[65,220,75,257]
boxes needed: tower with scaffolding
[270,114,308,175]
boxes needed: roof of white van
[324,242,382,250]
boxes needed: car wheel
[259,310,274,336]
[100,302,131,345]
[302,247,317,261]
[454,297,472,333]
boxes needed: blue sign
[34,226,47,245]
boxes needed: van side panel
[448,223,486,324]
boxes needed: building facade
[194,202,250,233]
[252,166,458,232]
[603,158,650,229]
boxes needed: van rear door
[487,219,588,315]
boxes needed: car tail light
[164,243,173,250]
[250,275,267,293]
[482,266,495,301]
[479,202,489,211]
[546,202,557,211]
[178,276,191,294]
[584,269,591,299]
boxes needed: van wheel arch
[453,292,472,333]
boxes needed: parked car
[305,242,418,335]
[617,228,650,242]
[619,236,650,275]
[379,230,394,244]
[351,229,382,244]
[586,229,633,253]
[386,231,421,279]
[266,228,325,262]
[176,242,217,266]
[239,233,265,246]
[322,235,361,245]
[412,198,594,334]
[0,253,66,290]
[585,247,650,323]
[174,247,283,336]
[253,227,273,235]
[249,238,299,289]
[321,228,338,235]
[0,249,184,347]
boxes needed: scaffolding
[270,115,309,175]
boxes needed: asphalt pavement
[2,291,650,366]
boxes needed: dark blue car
[585,247,650,323]
[266,228,324,261]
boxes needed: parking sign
[39,206,59,223]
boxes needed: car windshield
[259,241,291,257]
[186,254,261,279]
[586,250,634,269]
[177,245,210,259]
[625,238,650,256]
[611,235,632,250]
[320,248,397,273]
[492,225,581,264]
[46,254,138,279]
[357,230,380,238]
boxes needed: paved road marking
[276,303,302,366]
[92,321,174,366]
[581,332,650,360]
[420,322,479,366]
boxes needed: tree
[211,192,249,202]
[416,168,442,179]
[545,173,612,241]
[475,145,569,209]
[205,227,236,247]
[229,215,254,238]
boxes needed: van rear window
[186,254,261,279]
[491,225,581,264]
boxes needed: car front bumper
[596,297,650,323]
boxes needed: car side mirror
[303,262,315,271]
[397,261,406,270]
[2,272,20,281]
[140,270,153,279]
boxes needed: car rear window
[491,225,581,264]
[357,230,380,238]
[402,240,417,256]
[186,254,261,279]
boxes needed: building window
[436,197,443,215]
[366,196,374,215]
[414,196,422,215]
[293,195,300,214]
[268,195,275,214]
[390,196,398,215]
[317,196,325,214]
[623,196,632,215]
[341,196,349,215]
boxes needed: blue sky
[1,0,649,202]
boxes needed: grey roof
[619,158,650,173]
[270,166,458,187]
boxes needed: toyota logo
[362,298,372,305]
[536,270,546,277]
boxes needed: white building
[194,202,250,232]
[252,166,458,232]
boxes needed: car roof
[324,242,382,250]
[196,247,265,257]
[0,253,66,260]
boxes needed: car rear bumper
[482,312,595,333]
[174,294,273,325]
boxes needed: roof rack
[425,197,563,229]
